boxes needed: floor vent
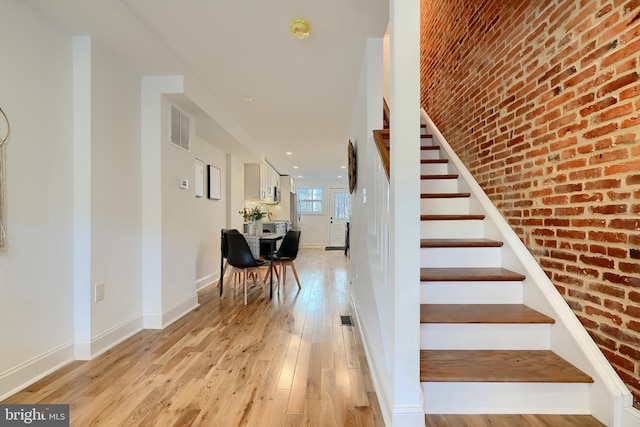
[340,315,353,326]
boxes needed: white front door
[328,188,350,247]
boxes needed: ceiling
[24,0,389,180]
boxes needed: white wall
[0,3,246,399]
[293,179,347,248]
[90,37,143,347]
[0,1,75,396]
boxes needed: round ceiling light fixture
[290,19,311,39]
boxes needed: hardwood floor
[3,249,384,426]
[3,248,607,426]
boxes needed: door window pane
[334,193,350,220]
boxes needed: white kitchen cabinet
[245,163,266,201]
[245,162,281,203]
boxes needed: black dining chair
[225,231,268,304]
[220,229,242,297]
[264,230,301,292]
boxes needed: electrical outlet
[95,282,105,302]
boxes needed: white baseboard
[196,273,216,291]
[349,288,393,427]
[143,293,199,329]
[0,342,74,401]
[299,244,326,249]
[74,315,144,361]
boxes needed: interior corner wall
[0,1,75,398]
[227,155,245,232]
[420,0,640,403]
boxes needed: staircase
[372,114,632,424]
[417,129,598,414]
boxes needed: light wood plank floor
[3,249,607,426]
[3,249,384,426]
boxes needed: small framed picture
[194,159,204,198]
[208,165,221,200]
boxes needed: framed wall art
[207,165,221,200]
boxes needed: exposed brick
[583,123,620,139]
[603,272,640,287]
[420,0,640,401]
[586,305,623,325]
[589,282,625,297]
[580,254,616,268]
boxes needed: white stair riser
[420,179,458,194]
[420,247,501,268]
[421,137,434,146]
[421,149,440,160]
[420,324,551,350]
[420,281,523,304]
[421,163,449,175]
[421,220,483,239]
[422,382,591,414]
[421,198,469,215]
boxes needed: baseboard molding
[0,342,74,402]
[196,273,216,291]
[349,288,393,427]
[74,315,144,361]
[143,293,199,330]
[299,244,326,249]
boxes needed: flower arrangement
[239,206,267,222]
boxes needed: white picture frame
[194,158,204,198]
[208,165,221,200]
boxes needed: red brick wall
[420,0,640,403]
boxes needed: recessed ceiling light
[293,166,299,169]
[340,165,347,169]
[337,175,343,178]
[297,175,303,178]
[239,96,253,102]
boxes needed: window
[298,187,323,214]
[334,192,351,220]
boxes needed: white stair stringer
[420,109,632,426]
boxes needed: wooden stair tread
[420,304,555,324]
[421,159,448,164]
[421,192,470,198]
[421,145,440,150]
[421,174,458,179]
[420,350,593,383]
[421,214,485,221]
[379,128,432,138]
[421,238,500,247]
[421,267,526,282]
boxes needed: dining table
[242,232,284,298]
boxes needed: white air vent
[170,104,190,151]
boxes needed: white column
[140,76,183,328]
[72,36,93,360]
[389,0,424,425]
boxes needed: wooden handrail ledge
[373,129,390,181]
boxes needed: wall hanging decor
[0,107,11,250]
[207,165,221,200]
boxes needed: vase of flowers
[239,206,267,236]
